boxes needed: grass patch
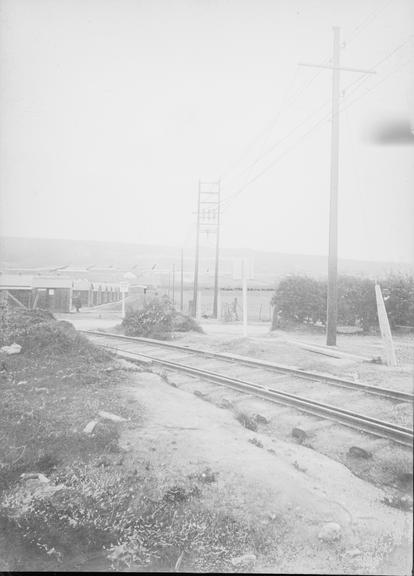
[0,308,276,571]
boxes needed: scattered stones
[254,413,269,424]
[230,554,256,568]
[236,413,258,432]
[248,437,264,448]
[382,494,412,511]
[318,522,342,542]
[292,427,307,444]
[348,446,372,459]
[292,460,307,472]
[98,410,127,423]
[0,343,22,355]
[219,398,233,409]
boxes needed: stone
[348,446,372,459]
[21,472,50,483]
[83,420,99,434]
[230,554,256,568]
[254,413,269,424]
[0,343,22,355]
[318,522,342,542]
[16,381,28,386]
[345,548,362,558]
[219,398,233,409]
[98,410,127,423]
[292,427,307,443]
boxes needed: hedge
[271,274,414,332]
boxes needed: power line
[220,50,411,213]
[343,0,394,48]
[219,2,395,190]
[219,36,412,210]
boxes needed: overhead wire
[219,36,413,212]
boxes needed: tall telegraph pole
[180,248,184,311]
[299,27,375,346]
[192,181,221,318]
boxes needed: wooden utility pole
[180,249,184,311]
[242,258,248,337]
[299,27,375,346]
[326,26,340,346]
[192,183,201,317]
[172,264,175,305]
[192,181,221,318]
[212,183,221,319]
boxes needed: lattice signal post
[192,181,221,318]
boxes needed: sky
[0,0,413,263]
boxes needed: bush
[271,273,414,332]
[0,306,55,347]
[122,298,203,339]
[271,275,326,327]
[122,297,175,339]
[382,274,414,328]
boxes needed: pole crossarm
[298,62,376,74]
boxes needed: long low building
[0,274,122,313]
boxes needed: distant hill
[0,236,412,287]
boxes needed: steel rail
[82,330,414,402]
[92,340,413,447]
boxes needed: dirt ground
[119,367,412,574]
[50,308,414,573]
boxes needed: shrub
[122,297,175,339]
[122,298,203,339]
[382,274,414,328]
[271,275,325,327]
[0,305,55,347]
[271,273,414,332]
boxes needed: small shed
[32,276,73,313]
[0,274,33,308]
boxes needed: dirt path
[119,368,412,574]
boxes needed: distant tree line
[271,274,414,332]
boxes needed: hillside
[0,236,412,286]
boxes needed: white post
[375,283,397,367]
[242,258,248,337]
[120,282,129,319]
[121,291,126,319]
[197,289,202,320]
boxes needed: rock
[348,446,372,459]
[230,553,256,568]
[16,380,28,386]
[219,398,233,409]
[83,420,99,434]
[21,472,50,484]
[194,390,207,399]
[318,522,342,542]
[0,343,22,355]
[254,413,269,424]
[98,410,127,423]
[35,387,49,393]
[345,548,362,558]
[292,427,307,443]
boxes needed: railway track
[83,330,414,447]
